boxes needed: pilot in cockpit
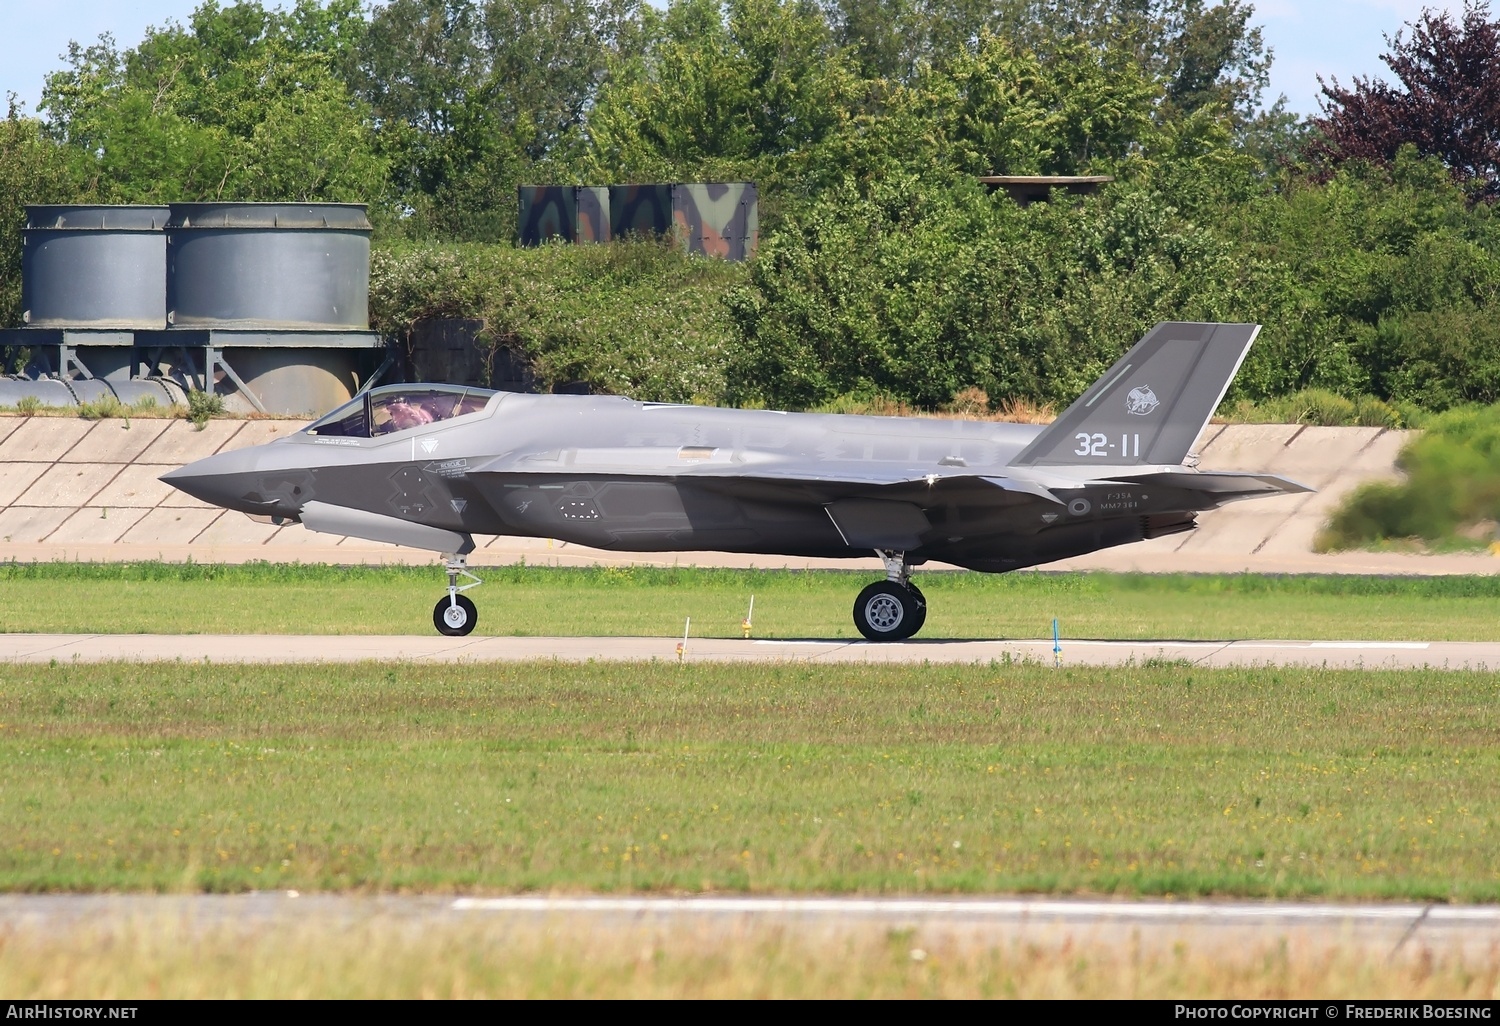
[384,396,434,432]
[310,384,496,438]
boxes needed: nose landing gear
[853,550,926,642]
[433,553,483,636]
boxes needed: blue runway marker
[1053,618,1061,667]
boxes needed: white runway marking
[1067,640,1219,647]
[449,895,1452,924]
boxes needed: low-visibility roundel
[1125,385,1160,416]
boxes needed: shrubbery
[1221,389,1418,429]
[365,148,1500,419]
[369,240,745,403]
[1319,403,1500,550]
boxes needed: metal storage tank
[21,205,169,328]
[217,348,364,416]
[166,203,371,329]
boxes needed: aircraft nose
[159,448,269,513]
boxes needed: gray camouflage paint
[164,322,1307,574]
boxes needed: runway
[0,632,1494,670]
[2,893,1496,958]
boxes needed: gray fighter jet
[162,322,1309,640]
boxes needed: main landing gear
[433,554,484,636]
[852,549,926,642]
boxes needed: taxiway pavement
[0,633,1493,670]
[1,893,1495,958]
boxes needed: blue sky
[0,0,1472,120]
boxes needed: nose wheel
[434,593,478,636]
[853,550,927,641]
[433,555,483,637]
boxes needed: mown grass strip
[3,563,1500,639]
[2,660,1497,899]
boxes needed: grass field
[3,562,1500,640]
[5,913,1495,998]
[3,659,1497,900]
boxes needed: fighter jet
[162,322,1309,640]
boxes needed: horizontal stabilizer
[1111,470,1312,505]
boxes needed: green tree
[353,0,644,241]
[1154,0,1270,121]
[725,162,1265,410]
[819,0,1272,123]
[932,31,1158,175]
[39,1,385,205]
[581,0,863,189]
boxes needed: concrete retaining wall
[0,415,1490,574]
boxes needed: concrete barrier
[0,416,1491,574]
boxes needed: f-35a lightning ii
[162,322,1309,640]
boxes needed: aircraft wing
[470,451,1070,550]
[469,449,1064,505]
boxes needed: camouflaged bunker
[612,183,758,260]
[516,186,611,245]
[519,182,758,261]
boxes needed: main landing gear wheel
[434,594,478,636]
[853,581,925,642]
[905,584,927,637]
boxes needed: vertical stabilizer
[1009,322,1258,468]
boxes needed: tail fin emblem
[1125,386,1159,416]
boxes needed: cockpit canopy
[306,384,497,437]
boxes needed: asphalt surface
[1,894,1495,958]
[0,633,1493,670]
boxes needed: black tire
[853,581,920,642]
[433,594,478,637]
[905,584,927,638]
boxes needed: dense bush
[367,147,1500,418]
[369,239,744,402]
[1319,403,1500,550]
[1221,389,1413,428]
[1223,150,1500,407]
